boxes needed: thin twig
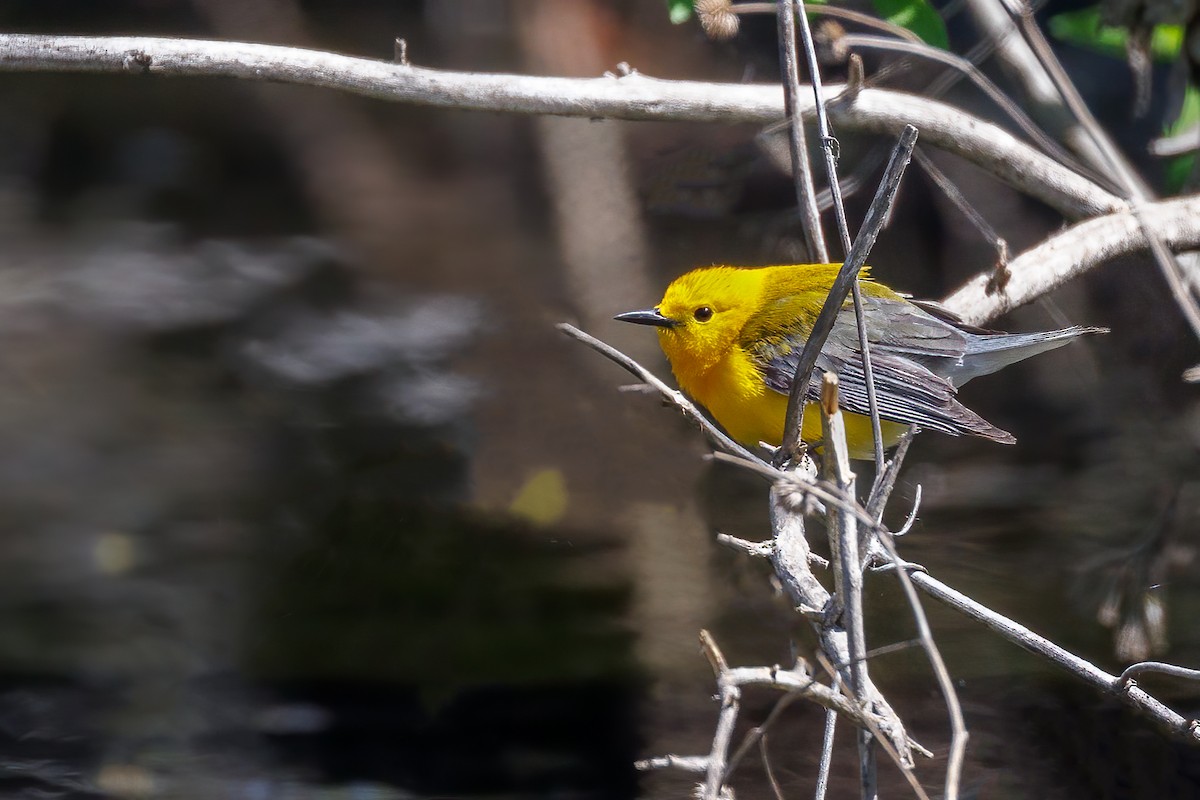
[792,0,887,475]
[812,653,934,799]
[555,323,764,465]
[776,126,918,464]
[777,0,828,262]
[724,689,805,778]
[909,570,1200,742]
[914,147,1010,269]
[867,427,916,518]
[760,734,786,800]
[836,32,1083,173]
[724,452,886,534]
[700,631,742,800]
[765,474,921,768]
[814,676,840,800]
[895,484,923,536]
[873,531,968,800]
[818,373,877,796]
[1119,662,1200,684]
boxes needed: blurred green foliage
[667,0,693,25]
[869,0,950,48]
[1048,6,1183,61]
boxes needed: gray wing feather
[757,296,1014,442]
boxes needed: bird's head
[615,266,761,375]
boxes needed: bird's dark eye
[693,306,713,322]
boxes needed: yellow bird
[615,264,1105,458]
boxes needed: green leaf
[1048,6,1183,62]
[667,0,693,25]
[1164,84,1200,192]
[870,0,949,49]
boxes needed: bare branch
[635,755,709,772]
[0,34,1121,219]
[910,570,1200,742]
[701,631,741,800]
[814,682,840,800]
[818,373,877,795]
[760,734,786,800]
[943,195,1200,325]
[1119,662,1200,684]
[777,0,828,262]
[766,476,921,769]
[873,530,968,800]
[836,32,1083,174]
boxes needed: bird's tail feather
[954,325,1107,386]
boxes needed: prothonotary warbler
[615,264,1106,458]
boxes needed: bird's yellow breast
[681,346,788,448]
[679,344,906,457]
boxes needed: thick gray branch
[0,33,1118,219]
[943,195,1200,325]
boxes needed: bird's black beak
[614,308,679,328]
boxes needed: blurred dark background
[0,1,1195,798]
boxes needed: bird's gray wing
[754,296,1014,442]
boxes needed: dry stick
[701,631,742,800]
[913,148,1010,277]
[814,675,841,800]
[908,571,1200,742]
[1151,126,1200,157]
[942,194,1200,325]
[791,0,887,477]
[0,35,1124,219]
[771,5,844,793]
[776,127,919,466]
[810,655,934,800]
[776,0,828,262]
[724,662,905,731]
[699,631,924,796]
[556,323,883,536]
[818,374,876,797]
[724,690,805,779]
[634,755,708,773]
[777,18,895,791]
[835,33,1080,174]
[760,734,786,800]
[764,476,921,770]
[557,324,907,535]
[1119,662,1200,684]
[731,452,893,534]
[866,428,916,520]
[871,532,968,800]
